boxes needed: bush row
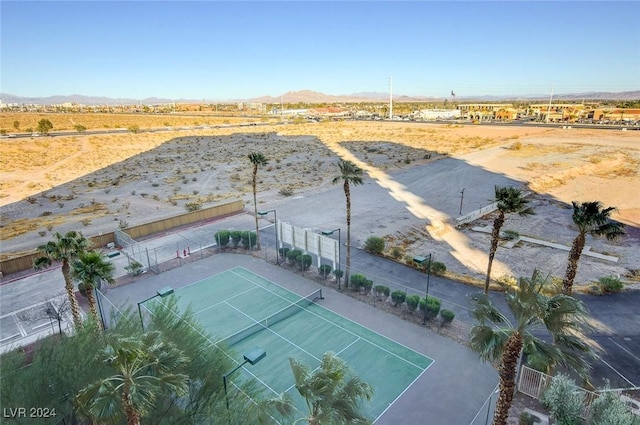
[214,230,257,250]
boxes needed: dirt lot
[1,118,639,290]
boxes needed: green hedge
[230,230,242,247]
[440,309,455,325]
[319,264,332,278]
[419,296,441,321]
[214,230,230,247]
[350,274,373,292]
[391,290,406,307]
[240,231,257,249]
[296,254,313,271]
[406,294,420,312]
[286,249,303,265]
[374,285,390,299]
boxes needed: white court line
[231,267,432,370]
[225,302,327,396]
[194,286,261,315]
[282,336,363,394]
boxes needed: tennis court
[140,266,434,422]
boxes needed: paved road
[2,157,638,398]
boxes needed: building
[457,104,513,121]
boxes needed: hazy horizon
[2,1,639,100]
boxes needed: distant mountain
[2,90,638,106]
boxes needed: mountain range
[1,90,638,106]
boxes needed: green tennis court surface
[142,266,434,422]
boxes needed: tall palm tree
[332,159,364,289]
[71,250,116,330]
[248,152,269,249]
[562,201,625,295]
[469,271,593,425]
[34,230,90,327]
[290,352,373,425]
[484,186,535,294]
[75,331,189,425]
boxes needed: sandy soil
[1,120,639,290]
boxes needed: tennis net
[223,288,323,346]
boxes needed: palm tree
[248,152,269,249]
[34,230,90,327]
[75,331,189,425]
[290,352,373,425]
[71,250,116,329]
[484,186,535,294]
[332,159,364,289]
[562,201,625,295]
[469,271,593,425]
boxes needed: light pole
[459,188,465,215]
[258,209,278,264]
[413,254,432,325]
[223,347,267,410]
[137,286,174,331]
[321,228,341,291]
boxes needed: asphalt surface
[1,156,638,422]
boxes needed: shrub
[74,124,87,133]
[598,275,623,293]
[287,249,303,265]
[279,247,290,258]
[374,285,390,299]
[333,269,344,280]
[541,373,583,425]
[214,230,230,247]
[127,124,140,134]
[430,261,447,276]
[518,411,535,425]
[296,254,312,271]
[391,246,403,260]
[279,187,294,197]
[391,290,406,306]
[185,201,202,212]
[350,274,372,292]
[229,230,243,247]
[125,260,144,276]
[503,229,520,241]
[590,385,640,425]
[240,231,257,249]
[319,264,332,278]
[364,236,385,255]
[406,295,420,312]
[440,309,455,326]
[419,296,441,321]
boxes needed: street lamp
[258,209,278,264]
[223,347,267,410]
[321,229,341,291]
[137,286,174,331]
[413,254,432,325]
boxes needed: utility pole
[389,76,393,120]
[545,84,554,123]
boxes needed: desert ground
[1,116,639,290]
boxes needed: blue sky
[2,1,639,100]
